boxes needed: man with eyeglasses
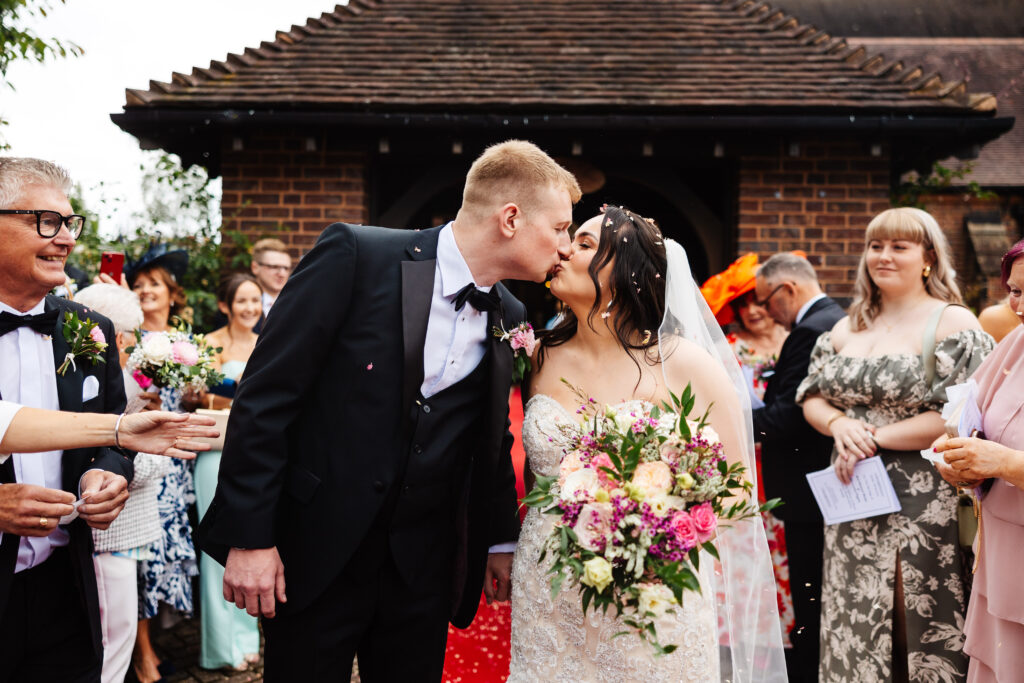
[250,238,293,324]
[0,157,133,683]
[751,252,844,683]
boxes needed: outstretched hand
[119,411,219,459]
[483,552,513,604]
[223,547,287,618]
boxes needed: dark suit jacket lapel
[486,300,513,441]
[45,297,82,413]
[795,296,830,330]
[400,231,440,416]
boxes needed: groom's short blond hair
[462,140,581,213]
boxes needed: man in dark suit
[199,140,581,681]
[0,157,133,682]
[752,252,845,683]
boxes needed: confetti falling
[366,363,373,370]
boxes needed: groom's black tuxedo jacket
[199,223,522,627]
[0,294,134,656]
[753,296,845,522]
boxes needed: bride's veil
[658,239,788,682]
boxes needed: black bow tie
[453,282,501,313]
[0,309,59,337]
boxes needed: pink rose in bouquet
[558,449,587,485]
[669,510,699,549]
[690,502,718,543]
[89,326,106,345]
[171,340,200,366]
[573,501,614,551]
[591,452,617,490]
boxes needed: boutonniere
[492,321,536,383]
[57,310,107,376]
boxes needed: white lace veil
[658,238,788,682]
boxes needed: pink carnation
[171,340,199,366]
[690,502,717,544]
[669,510,698,548]
[509,325,537,356]
[132,370,153,389]
[89,325,106,345]
[591,452,618,489]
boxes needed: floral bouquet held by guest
[126,320,224,392]
[523,381,779,655]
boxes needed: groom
[199,140,581,680]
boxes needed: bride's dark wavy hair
[538,205,668,378]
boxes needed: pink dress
[964,324,1024,682]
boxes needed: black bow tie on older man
[452,282,501,313]
[0,309,60,337]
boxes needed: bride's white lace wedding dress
[508,394,719,682]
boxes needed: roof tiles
[122,0,995,114]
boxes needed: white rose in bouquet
[638,583,677,617]
[141,334,173,364]
[560,468,600,502]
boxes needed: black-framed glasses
[256,262,292,274]
[755,283,786,307]
[0,210,86,239]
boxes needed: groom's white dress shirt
[420,224,516,553]
[0,299,69,571]
[421,223,491,398]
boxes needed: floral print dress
[796,329,994,682]
[727,334,795,648]
[137,384,198,618]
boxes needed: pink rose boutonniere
[493,321,536,383]
[57,310,107,376]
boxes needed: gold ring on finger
[39,517,48,529]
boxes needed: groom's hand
[483,552,513,604]
[223,547,287,618]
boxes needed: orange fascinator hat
[700,253,759,326]
[700,251,808,326]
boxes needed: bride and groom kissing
[197,140,786,681]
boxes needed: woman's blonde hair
[848,207,961,330]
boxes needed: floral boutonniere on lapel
[492,322,536,383]
[57,310,107,376]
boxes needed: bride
[509,206,787,681]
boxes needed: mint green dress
[194,360,259,669]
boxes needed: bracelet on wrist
[114,413,125,449]
[825,411,845,431]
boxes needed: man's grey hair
[0,157,73,209]
[74,284,143,334]
[757,252,819,284]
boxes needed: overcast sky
[2,0,339,232]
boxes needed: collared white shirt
[261,291,276,318]
[0,400,23,461]
[420,223,491,398]
[0,298,69,570]
[795,293,827,326]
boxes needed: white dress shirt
[795,293,827,326]
[0,299,69,571]
[261,291,276,318]
[0,400,23,461]
[420,223,491,398]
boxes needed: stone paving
[152,618,360,682]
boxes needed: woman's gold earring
[922,265,932,279]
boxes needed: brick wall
[736,140,891,300]
[219,130,368,260]
[921,193,1022,307]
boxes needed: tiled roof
[122,0,996,114]
[857,38,1024,187]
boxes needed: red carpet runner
[442,388,527,683]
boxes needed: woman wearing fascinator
[508,206,786,681]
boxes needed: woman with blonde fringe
[796,207,994,682]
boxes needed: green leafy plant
[893,161,998,208]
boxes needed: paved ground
[152,618,360,682]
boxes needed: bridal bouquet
[522,383,778,655]
[125,321,224,392]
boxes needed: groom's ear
[498,202,520,239]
